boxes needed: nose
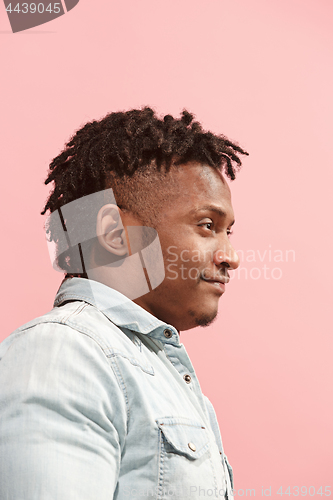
[213,239,240,270]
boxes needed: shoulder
[0,300,131,360]
[0,301,130,419]
[0,301,129,462]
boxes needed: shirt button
[188,442,196,452]
[184,374,191,384]
[163,329,173,339]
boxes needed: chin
[188,308,218,328]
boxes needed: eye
[227,228,234,237]
[199,221,213,231]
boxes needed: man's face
[133,162,240,331]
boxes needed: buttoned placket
[162,342,210,425]
[141,325,210,425]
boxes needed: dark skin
[132,162,240,331]
[91,161,239,331]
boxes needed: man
[0,108,248,499]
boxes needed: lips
[200,275,228,295]
[201,274,229,285]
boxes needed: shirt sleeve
[0,322,128,500]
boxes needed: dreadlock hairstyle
[41,107,248,275]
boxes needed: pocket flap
[156,417,209,459]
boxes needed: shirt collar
[54,277,180,345]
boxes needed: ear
[96,204,129,257]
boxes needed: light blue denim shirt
[0,278,234,499]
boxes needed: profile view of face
[133,162,240,331]
[46,161,239,332]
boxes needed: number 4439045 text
[6,3,61,14]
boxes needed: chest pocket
[156,417,209,459]
[155,417,225,499]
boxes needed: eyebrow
[190,205,235,225]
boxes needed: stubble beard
[188,308,218,327]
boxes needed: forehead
[166,162,233,218]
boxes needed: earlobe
[96,204,129,257]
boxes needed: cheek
[161,235,213,279]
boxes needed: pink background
[1,0,332,496]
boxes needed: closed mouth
[201,276,229,285]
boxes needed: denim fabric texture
[0,278,234,499]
